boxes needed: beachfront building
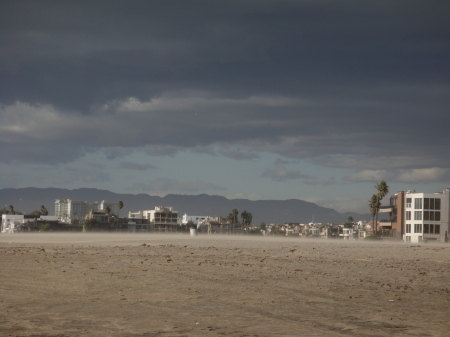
[128,210,146,219]
[55,199,120,224]
[1,214,25,233]
[1,214,60,233]
[128,206,179,232]
[379,191,406,239]
[202,216,244,234]
[98,201,119,216]
[148,206,179,232]
[381,188,450,243]
[181,214,214,226]
[117,217,151,232]
[405,189,449,243]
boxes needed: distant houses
[1,188,449,242]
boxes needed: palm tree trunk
[374,195,379,237]
[374,213,378,237]
[371,216,374,235]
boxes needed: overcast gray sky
[1,0,449,214]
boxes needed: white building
[128,210,153,219]
[403,189,449,243]
[55,199,119,224]
[128,210,143,219]
[1,214,24,233]
[128,206,179,232]
[98,201,119,216]
[181,213,213,226]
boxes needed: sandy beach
[1,233,449,336]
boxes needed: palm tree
[345,216,354,228]
[369,194,379,235]
[227,209,239,234]
[246,212,253,232]
[118,201,123,218]
[40,205,48,216]
[232,209,238,224]
[374,180,389,235]
[9,205,15,215]
[241,210,253,233]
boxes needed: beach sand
[1,233,449,336]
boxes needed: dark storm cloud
[2,1,448,106]
[1,1,449,179]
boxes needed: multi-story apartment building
[405,189,449,243]
[55,199,119,224]
[150,206,178,231]
[55,199,89,224]
[128,206,179,232]
[381,189,449,243]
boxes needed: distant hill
[0,187,371,224]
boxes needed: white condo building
[128,206,179,232]
[403,189,449,243]
[55,199,119,224]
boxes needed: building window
[406,224,411,233]
[435,212,440,221]
[406,211,411,220]
[424,224,440,234]
[424,198,441,210]
[414,211,422,220]
[435,198,441,210]
[406,198,412,208]
[414,198,422,209]
[414,223,422,233]
[424,211,440,221]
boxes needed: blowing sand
[1,233,449,337]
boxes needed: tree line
[227,208,253,233]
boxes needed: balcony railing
[379,219,392,227]
[379,206,393,213]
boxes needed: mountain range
[0,187,371,224]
